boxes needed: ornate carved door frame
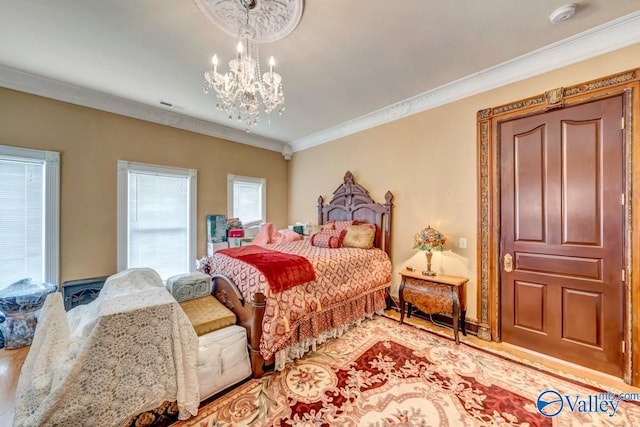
[476,68,640,385]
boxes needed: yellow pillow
[343,224,376,249]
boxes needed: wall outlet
[459,237,467,249]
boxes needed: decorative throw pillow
[332,220,355,231]
[320,222,335,230]
[343,224,376,249]
[279,228,303,242]
[310,229,346,248]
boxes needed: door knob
[503,253,513,272]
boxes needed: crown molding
[2,11,639,155]
[290,11,640,152]
[0,65,285,153]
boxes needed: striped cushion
[310,229,346,248]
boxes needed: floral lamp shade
[413,225,446,252]
[413,225,446,275]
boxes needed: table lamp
[413,225,446,276]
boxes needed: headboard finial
[344,171,354,184]
[384,191,394,204]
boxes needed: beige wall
[3,43,639,316]
[289,43,640,322]
[0,88,288,284]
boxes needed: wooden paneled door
[500,95,625,377]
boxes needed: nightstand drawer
[402,277,453,314]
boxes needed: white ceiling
[1,1,639,155]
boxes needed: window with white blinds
[117,161,196,280]
[227,174,266,226]
[0,145,59,290]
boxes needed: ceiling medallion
[194,0,303,44]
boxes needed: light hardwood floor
[2,311,639,425]
[0,345,29,425]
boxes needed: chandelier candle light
[203,0,285,131]
[413,225,446,276]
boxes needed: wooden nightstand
[398,269,468,344]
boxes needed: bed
[199,171,394,377]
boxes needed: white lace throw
[13,268,200,427]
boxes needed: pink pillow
[252,223,278,246]
[332,220,355,231]
[252,223,302,245]
[310,229,346,248]
[278,228,303,242]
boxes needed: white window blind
[228,174,266,226]
[0,145,59,290]
[117,161,196,280]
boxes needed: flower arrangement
[413,225,446,252]
[227,217,242,229]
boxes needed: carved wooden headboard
[317,171,393,257]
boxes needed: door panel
[515,252,601,280]
[563,120,601,245]
[500,96,624,377]
[515,126,545,242]
[513,281,545,332]
[562,288,601,347]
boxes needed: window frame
[0,144,60,286]
[227,174,266,227]
[117,160,197,277]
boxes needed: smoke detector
[549,4,577,24]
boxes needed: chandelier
[203,0,285,131]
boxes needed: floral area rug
[172,316,640,426]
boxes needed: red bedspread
[216,245,316,293]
